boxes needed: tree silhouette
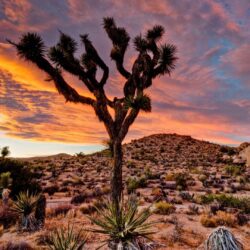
[1,146,10,158]
[9,17,177,206]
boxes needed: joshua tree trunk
[111,140,123,205]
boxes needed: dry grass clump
[0,241,34,250]
[200,211,237,227]
[0,207,17,229]
[154,201,176,215]
[47,204,73,218]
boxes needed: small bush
[165,172,189,190]
[154,201,176,215]
[200,211,236,228]
[199,194,250,214]
[71,194,86,204]
[43,185,59,196]
[127,176,147,194]
[187,204,200,215]
[0,241,34,250]
[225,165,245,176]
[0,159,41,198]
[47,204,72,217]
[0,208,17,229]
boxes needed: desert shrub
[154,201,176,215]
[179,191,194,201]
[12,191,41,231]
[0,241,34,250]
[0,172,12,190]
[88,198,155,249]
[48,204,72,217]
[205,227,243,250]
[0,159,41,198]
[47,224,87,250]
[200,211,237,227]
[220,146,236,156]
[80,199,106,215]
[71,194,86,204]
[126,176,147,194]
[187,204,200,215]
[175,173,188,190]
[43,185,59,196]
[126,161,136,169]
[151,187,162,197]
[165,173,175,181]
[165,172,189,190]
[0,207,18,228]
[145,167,159,179]
[225,165,245,176]
[199,194,250,214]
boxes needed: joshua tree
[9,17,177,206]
[1,146,10,159]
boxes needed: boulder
[239,146,250,167]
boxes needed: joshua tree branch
[118,108,140,142]
[34,56,95,106]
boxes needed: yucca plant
[12,191,41,231]
[205,227,243,250]
[47,224,87,250]
[88,197,157,249]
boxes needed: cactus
[205,227,243,250]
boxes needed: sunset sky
[0,0,250,157]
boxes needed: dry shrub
[0,242,34,250]
[200,211,237,228]
[47,204,73,217]
[0,208,17,229]
[154,201,176,215]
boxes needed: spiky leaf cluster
[87,198,156,249]
[125,94,152,112]
[103,17,130,61]
[157,44,177,75]
[9,33,45,61]
[47,224,87,250]
[12,191,40,217]
[146,25,165,42]
[49,32,80,69]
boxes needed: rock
[232,155,246,165]
[164,181,177,190]
[238,142,250,151]
[239,146,250,167]
[231,182,242,191]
